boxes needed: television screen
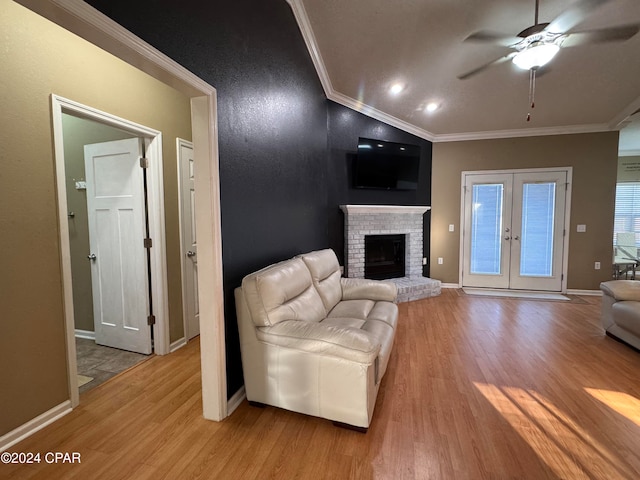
[354,137,420,190]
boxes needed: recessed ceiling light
[389,83,405,95]
[425,102,439,113]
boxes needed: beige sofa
[234,248,398,430]
[600,280,640,351]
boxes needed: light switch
[448,224,455,232]
[577,224,586,233]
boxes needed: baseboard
[0,401,72,452]
[441,283,460,289]
[74,329,95,340]
[566,289,602,296]
[169,337,187,353]
[227,386,246,416]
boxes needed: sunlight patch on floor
[473,382,636,480]
[585,388,640,427]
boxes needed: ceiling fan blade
[457,54,514,80]
[563,24,640,47]
[464,30,522,47]
[545,0,611,34]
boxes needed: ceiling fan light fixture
[389,83,405,95]
[512,42,560,70]
[425,102,439,113]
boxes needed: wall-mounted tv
[354,137,421,190]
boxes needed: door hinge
[144,238,153,249]
[147,315,156,326]
[140,157,149,168]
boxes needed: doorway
[53,95,170,404]
[461,168,571,292]
[22,0,226,421]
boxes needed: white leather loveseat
[600,280,640,351]
[234,248,398,430]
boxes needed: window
[614,183,640,246]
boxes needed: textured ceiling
[290,0,640,151]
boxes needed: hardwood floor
[4,290,640,479]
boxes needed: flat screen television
[354,137,420,190]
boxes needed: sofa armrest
[600,280,640,301]
[256,320,380,364]
[340,277,397,302]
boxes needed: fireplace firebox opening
[364,234,405,280]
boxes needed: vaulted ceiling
[288,0,640,153]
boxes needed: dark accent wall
[326,102,433,276]
[86,0,432,398]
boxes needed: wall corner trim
[0,401,72,452]
[227,386,247,417]
[566,289,603,296]
[169,337,188,353]
[74,329,96,340]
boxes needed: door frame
[176,137,198,343]
[19,0,227,421]
[52,95,168,403]
[459,167,573,293]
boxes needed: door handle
[186,251,196,257]
[504,236,511,241]
[87,253,97,261]
[513,235,520,241]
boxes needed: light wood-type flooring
[5,289,640,479]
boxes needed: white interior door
[178,139,199,340]
[462,170,568,291]
[85,138,152,354]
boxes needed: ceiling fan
[458,0,640,80]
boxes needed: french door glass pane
[520,182,555,276]
[471,184,503,275]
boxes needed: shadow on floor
[76,338,150,394]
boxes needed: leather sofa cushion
[601,280,640,301]
[612,301,640,336]
[341,277,397,302]
[367,302,399,329]
[242,258,327,326]
[317,316,395,382]
[328,299,375,320]
[299,249,343,312]
[256,320,380,364]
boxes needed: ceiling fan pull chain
[527,68,536,121]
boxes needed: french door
[462,169,568,291]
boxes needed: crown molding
[286,0,631,145]
[609,94,640,129]
[286,0,333,97]
[431,123,613,143]
[329,91,437,142]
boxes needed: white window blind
[614,183,640,245]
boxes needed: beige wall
[430,132,619,290]
[63,114,137,332]
[0,0,191,435]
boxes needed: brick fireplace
[340,205,441,302]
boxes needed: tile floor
[75,338,150,394]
